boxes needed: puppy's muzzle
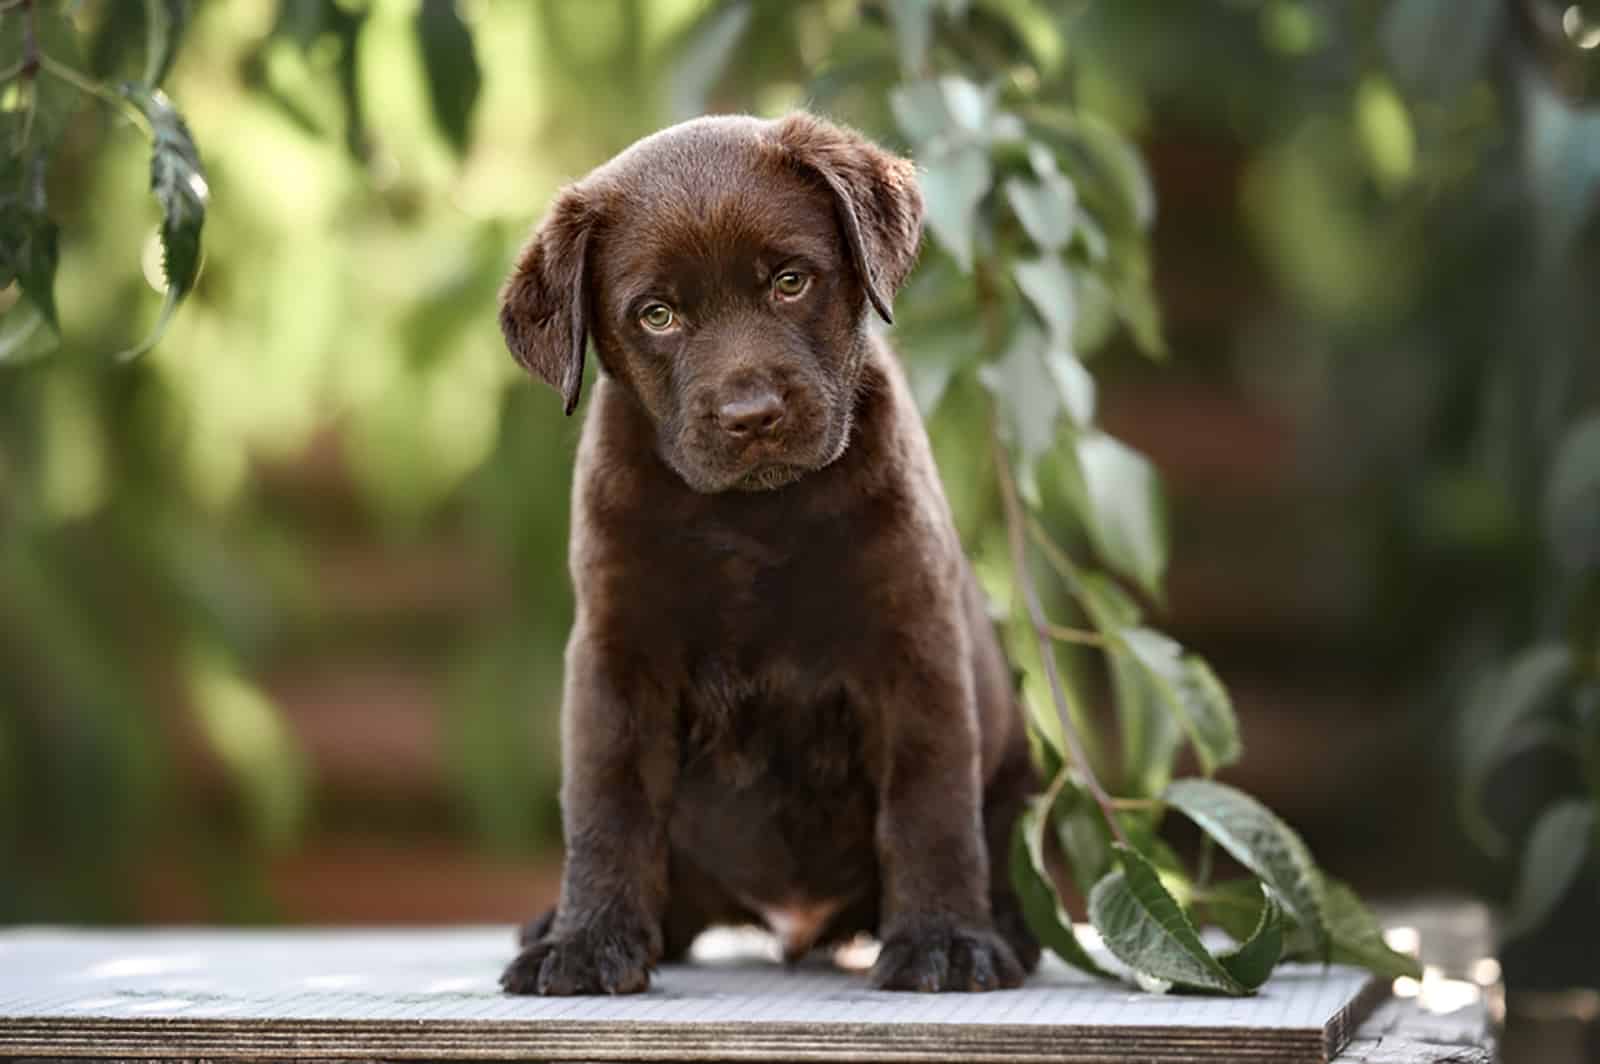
[716,391,786,440]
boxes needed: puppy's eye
[773,270,809,300]
[640,303,676,332]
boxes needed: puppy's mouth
[730,462,807,492]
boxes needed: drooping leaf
[1459,645,1574,853]
[918,142,991,272]
[938,75,992,135]
[1181,658,1241,773]
[1315,878,1422,979]
[416,0,482,156]
[0,203,60,331]
[1545,416,1600,575]
[1217,885,1284,990]
[978,322,1059,504]
[0,292,58,364]
[1199,876,1421,980]
[1111,246,1166,358]
[1088,846,1249,995]
[1504,799,1596,941]
[1013,252,1076,349]
[890,78,948,146]
[1071,432,1168,601]
[1048,348,1095,427]
[1118,629,1241,775]
[1050,779,1114,898]
[1011,797,1115,980]
[117,87,208,358]
[668,1,752,119]
[1005,171,1077,252]
[1078,575,1182,796]
[1521,70,1600,256]
[141,0,190,88]
[1032,112,1155,233]
[1164,778,1330,959]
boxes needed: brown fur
[498,112,1039,995]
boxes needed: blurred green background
[2,0,1599,1042]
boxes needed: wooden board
[0,926,1385,1063]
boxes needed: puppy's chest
[622,514,890,661]
[680,666,873,788]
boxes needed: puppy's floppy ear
[500,186,596,415]
[773,113,924,325]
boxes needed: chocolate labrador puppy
[497,112,1039,995]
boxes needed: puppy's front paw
[870,919,1025,992]
[500,924,653,996]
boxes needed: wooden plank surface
[0,926,1384,1063]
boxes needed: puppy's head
[500,113,923,493]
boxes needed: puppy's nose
[716,393,786,438]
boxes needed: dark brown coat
[497,113,1038,995]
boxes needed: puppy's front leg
[866,656,1025,992]
[501,637,676,995]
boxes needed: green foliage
[1089,845,1247,995]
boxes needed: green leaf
[142,0,189,87]
[0,203,60,331]
[1182,657,1241,774]
[1522,73,1600,255]
[1217,885,1283,990]
[1505,799,1596,941]
[1050,780,1114,898]
[1316,878,1422,979]
[918,142,991,272]
[1032,112,1155,233]
[1196,878,1273,944]
[1011,797,1115,980]
[1078,575,1183,796]
[1048,347,1095,427]
[1460,645,1574,854]
[938,75,991,135]
[668,1,752,119]
[1013,252,1076,349]
[416,0,482,156]
[1005,171,1077,252]
[887,0,933,76]
[117,87,208,358]
[1071,432,1168,601]
[1089,846,1249,995]
[1200,876,1421,980]
[1545,416,1600,575]
[1117,628,1241,776]
[1112,248,1167,358]
[0,291,58,364]
[977,322,1059,504]
[890,79,948,146]
[1164,778,1330,958]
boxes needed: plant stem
[1195,835,1216,889]
[38,54,151,136]
[1109,797,1162,812]
[1044,622,1106,647]
[992,425,1129,848]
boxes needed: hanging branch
[991,426,1129,848]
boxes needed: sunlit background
[3,0,1599,1058]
